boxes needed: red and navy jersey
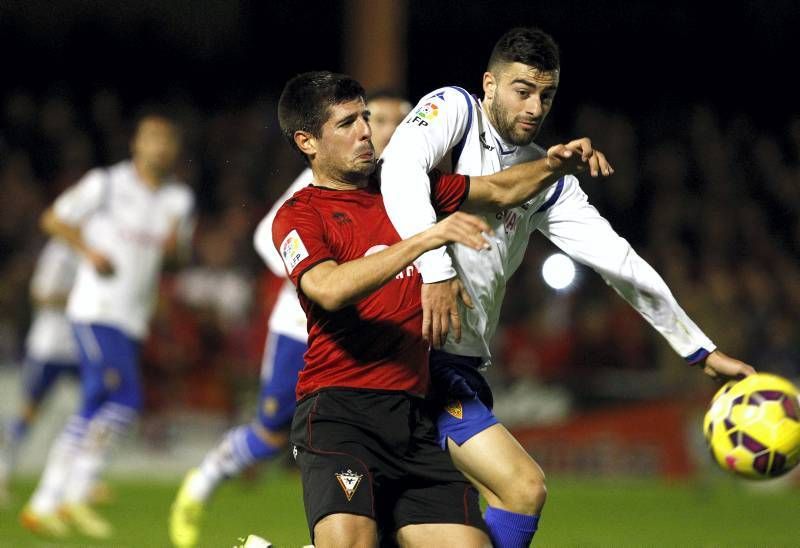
[272,173,468,400]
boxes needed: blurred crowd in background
[1,88,798,429]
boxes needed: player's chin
[510,128,537,146]
[354,157,377,175]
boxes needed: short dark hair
[488,27,560,73]
[278,71,366,159]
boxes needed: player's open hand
[546,137,613,178]
[426,211,492,251]
[422,277,474,348]
[701,350,756,381]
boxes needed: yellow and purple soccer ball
[703,373,800,479]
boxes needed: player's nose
[525,96,544,118]
[358,118,372,140]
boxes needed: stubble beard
[489,96,538,147]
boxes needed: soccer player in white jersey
[20,111,195,540]
[0,239,79,502]
[380,27,755,547]
[168,92,411,548]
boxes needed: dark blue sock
[243,425,281,461]
[484,505,540,548]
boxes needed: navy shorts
[257,332,306,431]
[429,349,498,448]
[72,323,142,417]
[21,358,80,402]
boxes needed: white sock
[63,403,137,506]
[189,426,253,501]
[29,415,87,514]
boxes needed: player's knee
[313,513,376,547]
[502,469,547,514]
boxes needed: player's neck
[132,159,166,189]
[310,168,368,191]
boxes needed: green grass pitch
[2,467,798,547]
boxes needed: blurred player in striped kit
[0,239,79,504]
[381,27,754,547]
[168,92,410,548]
[20,110,195,540]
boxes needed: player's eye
[515,89,530,98]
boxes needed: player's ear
[483,71,497,102]
[294,131,316,156]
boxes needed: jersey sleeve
[255,168,313,277]
[271,196,334,289]
[30,240,77,302]
[52,168,108,225]
[429,171,470,215]
[537,175,716,363]
[380,87,473,283]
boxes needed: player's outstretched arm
[464,137,613,211]
[299,212,491,311]
[699,350,756,381]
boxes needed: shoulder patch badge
[408,102,440,127]
[335,469,363,501]
[280,229,309,274]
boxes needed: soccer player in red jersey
[272,71,605,547]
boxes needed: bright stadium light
[542,253,576,290]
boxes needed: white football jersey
[253,169,313,343]
[54,161,194,339]
[381,86,715,363]
[25,239,79,362]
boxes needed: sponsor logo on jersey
[332,212,352,224]
[445,400,463,419]
[292,445,298,460]
[335,469,363,501]
[280,229,309,274]
[408,102,439,127]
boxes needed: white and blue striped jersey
[25,239,79,363]
[380,86,715,364]
[253,169,313,346]
[53,160,194,339]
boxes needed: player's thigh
[389,479,486,543]
[257,333,305,432]
[21,359,72,405]
[448,422,545,504]
[395,523,490,548]
[314,513,377,548]
[73,323,142,414]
